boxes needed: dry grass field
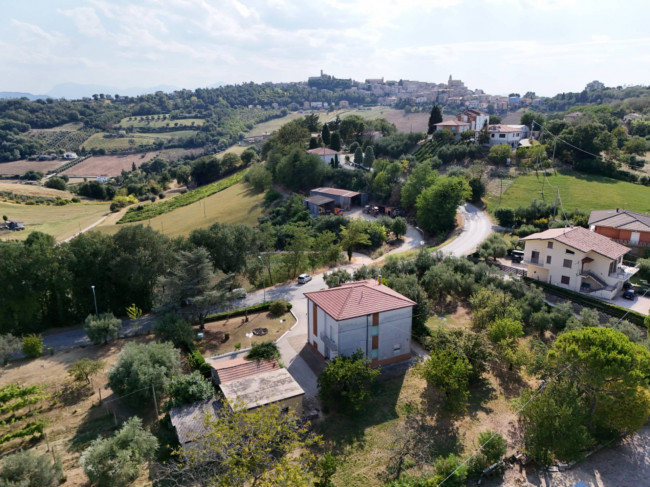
[60,153,158,177]
[0,200,110,242]
[97,181,264,237]
[0,159,65,176]
[0,337,156,487]
[0,181,74,199]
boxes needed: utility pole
[553,187,560,221]
[90,285,98,315]
[151,383,159,418]
[258,256,266,303]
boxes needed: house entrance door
[631,232,640,244]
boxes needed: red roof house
[304,279,415,366]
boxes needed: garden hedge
[204,300,292,324]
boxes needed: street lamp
[90,285,98,315]
[258,256,266,303]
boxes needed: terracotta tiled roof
[311,187,360,197]
[588,209,650,232]
[304,279,416,321]
[208,357,280,384]
[522,227,630,260]
[435,120,470,126]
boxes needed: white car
[298,274,312,284]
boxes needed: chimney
[377,275,382,286]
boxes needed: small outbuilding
[219,368,305,415]
[309,187,367,210]
[169,397,220,453]
[303,194,335,217]
[207,356,280,385]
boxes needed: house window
[547,242,553,249]
[546,255,552,264]
[563,259,572,268]
[491,134,495,138]
[561,276,570,285]
[393,343,401,352]
[499,134,506,138]
[566,249,575,255]
[531,250,540,263]
[609,261,616,274]
[370,349,378,359]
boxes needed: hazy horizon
[2,0,648,98]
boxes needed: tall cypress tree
[322,124,331,145]
[428,105,443,135]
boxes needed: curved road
[33,204,494,367]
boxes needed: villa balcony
[608,264,639,281]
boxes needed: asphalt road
[31,204,493,357]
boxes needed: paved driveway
[608,293,650,316]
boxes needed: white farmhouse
[522,227,638,300]
[486,124,530,148]
[306,147,340,164]
[304,279,415,366]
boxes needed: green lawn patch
[487,170,650,214]
[118,169,247,223]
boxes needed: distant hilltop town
[305,70,544,113]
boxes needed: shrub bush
[22,334,43,359]
[246,341,280,361]
[108,342,181,407]
[84,313,121,345]
[317,350,379,414]
[153,312,195,350]
[0,450,64,487]
[166,371,214,410]
[268,300,288,316]
[80,417,158,487]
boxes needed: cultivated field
[60,152,158,177]
[33,122,84,132]
[487,170,650,213]
[97,181,264,237]
[0,159,65,176]
[116,115,205,129]
[0,181,74,199]
[81,131,197,152]
[0,201,110,242]
[331,107,429,133]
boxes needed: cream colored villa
[522,227,638,300]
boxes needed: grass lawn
[487,170,650,214]
[0,200,110,242]
[196,311,295,357]
[116,115,204,129]
[97,181,264,237]
[81,131,197,151]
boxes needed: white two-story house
[522,227,638,300]
[304,279,415,366]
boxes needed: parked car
[231,288,247,299]
[298,273,312,284]
[622,289,635,300]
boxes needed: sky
[1,0,649,97]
